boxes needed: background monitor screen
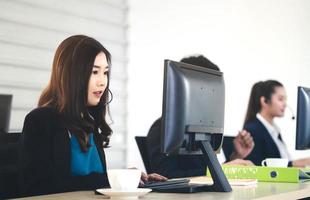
[161,60,225,155]
[296,86,310,150]
[0,94,12,133]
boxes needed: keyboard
[139,178,212,193]
[139,178,190,189]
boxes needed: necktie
[277,133,283,142]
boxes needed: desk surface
[16,181,310,200]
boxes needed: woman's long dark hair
[38,35,112,151]
[243,80,283,127]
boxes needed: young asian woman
[19,35,166,197]
[243,80,310,167]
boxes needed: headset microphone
[287,105,295,120]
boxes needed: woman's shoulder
[244,118,266,136]
[25,106,59,122]
[244,117,260,127]
[23,107,62,134]
[244,118,267,138]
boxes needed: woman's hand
[292,158,310,168]
[231,130,254,160]
[224,159,255,166]
[140,172,168,185]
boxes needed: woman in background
[243,80,310,167]
[20,35,165,197]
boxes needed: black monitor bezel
[295,86,310,150]
[0,94,13,133]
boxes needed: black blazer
[20,107,109,197]
[146,118,206,178]
[244,117,291,166]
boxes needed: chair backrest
[135,136,151,173]
[221,136,235,162]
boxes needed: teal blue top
[70,133,104,176]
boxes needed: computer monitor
[0,94,12,134]
[160,60,231,192]
[161,60,224,154]
[295,86,310,150]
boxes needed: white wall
[127,0,310,171]
[0,0,128,168]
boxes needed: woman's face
[267,86,287,118]
[87,52,109,106]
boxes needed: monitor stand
[197,139,232,192]
[187,125,231,192]
[154,126,232,193]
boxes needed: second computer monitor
[296,86,310,150]
[161,60,225,155]
[0,94,12,133]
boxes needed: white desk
[15,181,310,200]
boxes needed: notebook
[208,165,310,183]
[190,176,257,186]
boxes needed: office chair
[221,136,235,162]
[0,132,22,199]
[135,136,151,173]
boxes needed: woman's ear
[260,96,267,107]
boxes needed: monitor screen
[296,86,310,150]
[161,60,225,155]
[0,94,12,133]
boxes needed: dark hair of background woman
[180,55,220,71]
[38,35,112,151]
[243,80,283,127]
